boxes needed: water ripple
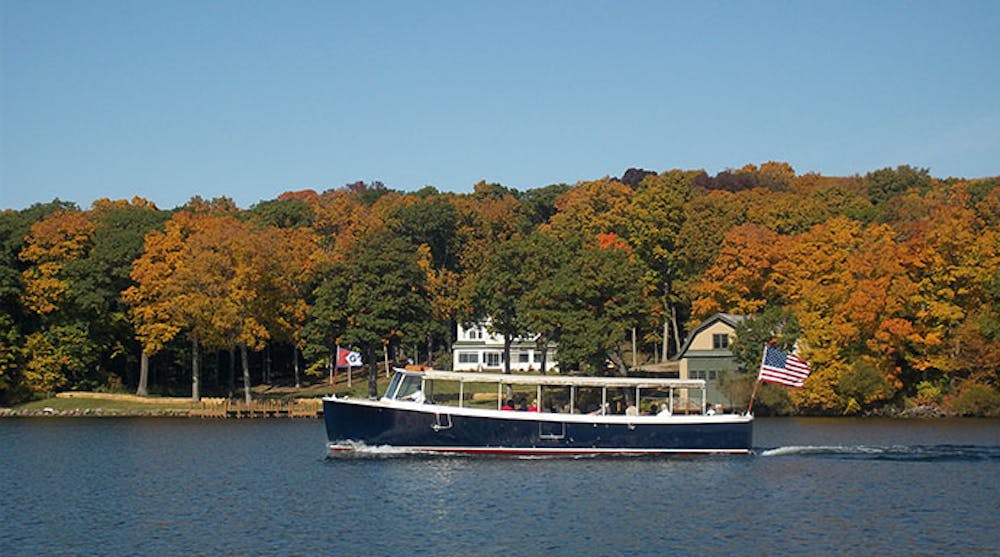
[760,444,1000,461]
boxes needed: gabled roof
[673,313,747,361]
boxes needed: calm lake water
[1,417,997,556]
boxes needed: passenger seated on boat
[527,400,539,412]
[625,404,639,416]
[657,404,672,416]
[501,400,514,411]
[588,402,609,415]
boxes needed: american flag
[758,345,811,388]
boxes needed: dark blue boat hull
[323,399,753,455]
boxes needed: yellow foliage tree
[19,210,95,315]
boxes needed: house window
[518,353,530,363]
[533,353,543,363]
[458,352,479,364]
[712,334,730,350]
[485,352,501,367]
[468,328,480,340]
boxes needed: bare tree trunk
[293,347,300,389]
[536,336,548,375]
[264,345,271,385]
[240,343,252,404]
[611,352,634,405]
[670,303,682,355]
[662,317,669,363]
[228,347,236,399]
[631,328,637,368]
[136,351,149,396]
[447,319,455,362]
[426,334,434,366]
[503,337,512,374]
[367,347,378,399]
[191,337,201,403]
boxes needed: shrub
[915,380,944,405]
[945,383,1000,417]
[837,360,892,409]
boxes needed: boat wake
[759,444,1000,462]
[326,443,698,460]
[326,441,459,459]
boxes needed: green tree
[470,237,534,373]
[528,232,646,374]
[0,201,77,402]
[21,323,96,394]
[67,199,167,388]
[249,198,315,229]
[730,306,802,372]
[520,183,572,229]
[311,228,430,398]
[625,170,695,358]
[864,165,932,213]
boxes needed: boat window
[395,374,423,400]
[384,372,403,399]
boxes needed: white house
[452,321,558,372]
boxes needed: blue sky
[2,0,998,210]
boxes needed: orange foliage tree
[691,224,784,319]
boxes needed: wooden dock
[189,398,323,419]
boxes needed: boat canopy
[414,369,705,390]
[382,368,711,415]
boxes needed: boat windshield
[396,374,423,400]
[384,372,403,399]
[384,371,424,401]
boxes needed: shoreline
[0,407,322,419]
[0,408,322,420]
[1,404,990,420]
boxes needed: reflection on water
[1,417,997,557]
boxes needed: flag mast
[331,345,339,392]
[745,343,768,415]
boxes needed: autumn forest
[2,162,998,416]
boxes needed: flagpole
[334,346,341,393]
[333,361,338,394]
[746,344,768,415]
[338,345,352,389]
[746,377,762,415]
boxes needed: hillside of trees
[2,162,998,416]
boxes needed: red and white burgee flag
[758,345,811,388]
[336,347,363,368]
